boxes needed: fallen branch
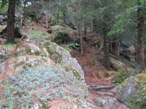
[89,85,114,90]
[96,91,115,97]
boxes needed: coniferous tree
[137,0,145,68]
[7,0,16,43]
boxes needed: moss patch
[96,73,101,80]
[130,99,146,109]
[28,30,50,39]
[115,77,131,93]
[41,103,51,109]
[65,65,81,79]
[104,72,109,78]
[3,42,17,47]
[128,74,146,108]
[0,4,8,14]
[113,68,128,83]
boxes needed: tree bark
[110,36,120,57]
[78,1,84,55]
[103,22,110,70]
[137,1,145,68]
[78,19,84,55]
[7,0,15,43]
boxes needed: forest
[0,0,146,109]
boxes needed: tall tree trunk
[110,36,120,57]
[45,10,49,28]
[137,1,145,68]
[1,0,6,8]
[103,23,110,70]
[78,19,84,55]
[114,39,120,57]
[78,1,84,55]
[7,0,15,43]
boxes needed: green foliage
[96,72,101,80]
[0,0,8,14]
[42,103,51,109]
[29,30,48,38]
[52,31,80,49]
[113,68,128,83]
[130,74,146,109]
[3,42,17,46]
[53,32,71,44]
[130,65,142,76]
[64,42,80,49]
[140,0,146,5]
[108,4,136,36]
[141,78,146,85]
[0,4,8,14]
[130,98,146,109]
[104,72,109,78]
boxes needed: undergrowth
[0,5,8,14]
[113,68,128,83]
[113,66,143,84]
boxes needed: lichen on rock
[115,72,146,109]
[0,39,95,109]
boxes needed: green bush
[53,32,71,44]
[113,68,128,83]
[96,72,101,79]
[0,1,8,14]
[104,72,110,78]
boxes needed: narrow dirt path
[70,42,130,109]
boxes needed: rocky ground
[0,21,134,109]
[70,39,130,109]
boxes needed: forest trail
[36,23,130,108]
[70,40,130,109]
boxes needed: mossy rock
[65,65,81,79]
[115,73,146,109]
[112,68,130,84]
[44,41,84,79]
[14,42,49,57]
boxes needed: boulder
[94,96,129,109]
[115,71,146,109]
[95,98,106,107]
[0,44,16,63]
[44,41,84,79]
[0,15,7,25]
[0,40,96,109]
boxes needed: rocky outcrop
[94,96,129,109]
[0,40,96,109]
[0,15,7,25]
[115,71,146,109]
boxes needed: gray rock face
[95,98,106,107]
[94,96,130,109]
[46,42,84,79]
[116,79,141,102]
[106,98,117,109]
[0,10,23,25]
[0,15,7,25]
[115,74,146,109]
[0,40,96,109]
